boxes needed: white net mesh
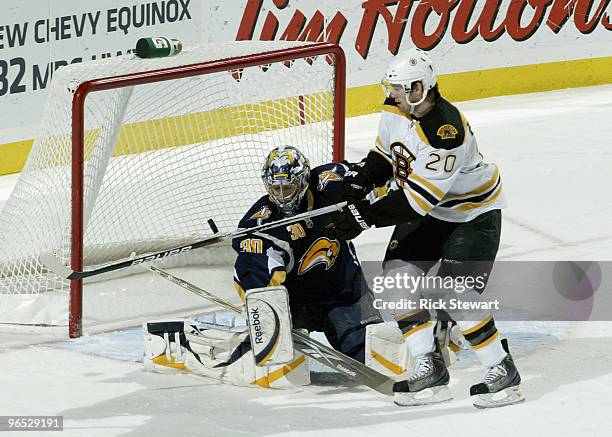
[0,41,338,326]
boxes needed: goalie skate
[393,350,453,406]
[470,339,525,409]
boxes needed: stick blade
[39,252,74,280]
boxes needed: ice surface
[1,85,612,436]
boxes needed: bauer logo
[349,204,370,230]
[131,246,192,265]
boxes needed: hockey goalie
[142,145,421,389]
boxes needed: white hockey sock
[404,321,435,358]
[472,334,506,368]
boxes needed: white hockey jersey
[373,97,506,223]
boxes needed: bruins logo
[251,206,272,220]
[391,143,415,188]
[317,166,343,191]
[437,124,458,140]
[298,237,340,275]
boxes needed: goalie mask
[262,145,311,216]
[381,48,437,112]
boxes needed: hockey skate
[393,349,453,406]
[470,339,525,409]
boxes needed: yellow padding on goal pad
[152,355,186,370]
[371,350,405,375]
[402,321,433,337]
[251,355,306,388]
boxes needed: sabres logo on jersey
[317,166,343,191]
[251,206,272,220]
[437,124,459,140]
[298,237,340,275]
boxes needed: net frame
[65,42,346,338]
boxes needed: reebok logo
[336,364,357,377]
[250,308,264,344]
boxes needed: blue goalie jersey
[232,163,364,306]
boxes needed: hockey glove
[324,201,374,240]
[343,161,372,203]
[343,151,395,203]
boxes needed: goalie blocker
[245,286,294,366]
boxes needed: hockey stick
[40,201,347,281]
[148,265,395,396]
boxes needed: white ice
[1,85,611,436]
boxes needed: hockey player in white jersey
[324,48,524,408]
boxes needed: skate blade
[472,385,525,409]
[394,385,453,407]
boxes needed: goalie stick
[148,265,395,396]
[40,201,347,281]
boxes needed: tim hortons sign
[235,0,611,57]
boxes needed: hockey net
[0,41,345,337]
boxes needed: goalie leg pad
[143,320,187,373]
[249,330,310,389]
[365,322,412,380]
[144,313,309,389]
[245,286,294,366]
[185,322,308,388]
